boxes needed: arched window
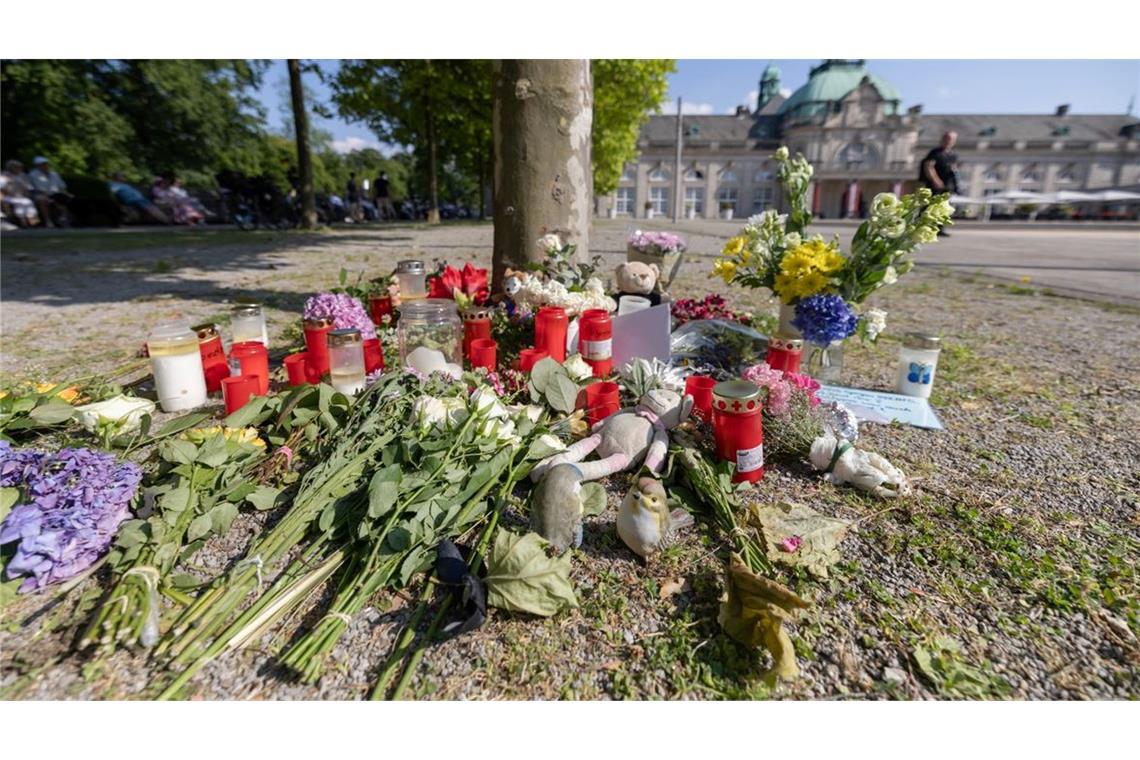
[838,142,879,170]
[648,166,671,182]
[620,164,636,182]
[719,166,739,183]
[1057,164,1079,184]
[683,166,705,182]
[983,164,1004,183]
[1021,165,1041,182]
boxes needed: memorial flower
[303,292,377,340]
[791,294,860,346]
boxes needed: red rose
[428,265,464,299]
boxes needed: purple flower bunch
[303,292,377,340]
[628,230,686,255]
[792,294,860,345]
[0,441,142,592]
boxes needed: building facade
[601,60,1140,220]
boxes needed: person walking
[28,157,72,227]
[919,131,959,236]
[346,172,362,223]
[373,171,395,221]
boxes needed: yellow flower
[722,235,746,258]
[33,382,80,403]
[773,239,845,303]
[180,426,266,449]
[712,259,737,284]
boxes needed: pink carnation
[742,362,792,416]
[780,535,803,553]
[785,372,821,406]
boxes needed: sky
[257,59,1140,154]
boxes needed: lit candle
[328,328,366,395]
[148,323,207,412]
[231,302,268,346]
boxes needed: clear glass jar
[328,328,366,395]
[148,322,207,412]
[395,260,427,301]
[231,302,268,346]
[896,332,941,398]
[398,298,462,368]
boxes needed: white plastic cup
[618,296,651,316]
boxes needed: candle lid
[580,308,612,323]
[396,259,425,275]
[191,322,220,340]
[400,298,459,317]
[148,322,197,347]
[770,334,803,351]
[328,328,363,347]
[712,380,762,412]
[303,316,333,329]
[903,332,941,350]
[232,302,262,315]
[462,306,493,322]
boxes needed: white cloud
[779,87,792,98]
[746,89,759,108]
[331,135,382,154]
[660,100,715,115]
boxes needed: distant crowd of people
[0,156,209,230]
[343,170,396,223]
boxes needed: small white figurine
[809,432,909,499]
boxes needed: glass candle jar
[193,322,230,393]
[148,322,208,412]
[579,309,613,378]
[397,298,462,368]
[303,317,333,380]
[328,328,366,396]
[462,306,493,362]
[395,260,427,301]
[535,306,568,362]
[896,332,942,399]
[766,334,804,374]
[711,380,765,484]
[231,302,268,346]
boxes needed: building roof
[778,59,900,118]
[641,114,756,144]
[916,113,1139,144]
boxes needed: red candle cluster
[534,306,568,362]
[578,309,613,378]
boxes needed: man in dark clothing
[920,131,958,235]
[373,171,395,221]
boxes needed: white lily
[73,395,155,434]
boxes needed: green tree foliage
[592,59,675,195]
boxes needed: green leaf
[195,435,230,468]
[399,547,428,585]
[162,439,198,465]
[158,486,193,514]
[115,520,150,549]
[28,399,76,425]
[387,526,413,552]
[168,573,205,590]
[367,466,402,518]
[529,357,559,395]
[10,396,36,414]
[209,502,239,534]
[0,487,19,525]
[245,486,282,511]
[751,501,850,579]
[187,513,213,542]
[546,373,580,414]
[226,481,258,503]
[223,398,269,429]
[485,530,578,617]
[580,482,608,517]
[153,541,179,574]
[155,411,212,439]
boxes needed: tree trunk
[424,77,441,225]
[287,59,317,229]
[492,60,593,290]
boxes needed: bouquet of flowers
[1,441,143,592]
[741,362,823,460]
[507,234,616,317]
[671,294,755,328]
[303,292,377,340]
[427,262,490,310]
[714,147,954,352]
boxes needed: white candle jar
[896,332,942,399]
[327,328,366,396]
[398,298,462,367]
[231,302,268,346]
[395,260,427,301]
[148,323,208,412]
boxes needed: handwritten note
[817,385,944,430]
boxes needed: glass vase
[804,341,844,384]
[778,303,800,337]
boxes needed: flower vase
[627,244,684,291]
[778,303,800,337]
[804,341,844,383]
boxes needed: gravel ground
[1,221,1138,700]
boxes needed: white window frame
[684,187,705,215]
[648,167,671,182]
[717,186,738,210]
[649,186,669,215]
[751,186,774,212]
[614,187,634,216]
[719,168,739,184]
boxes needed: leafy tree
[288,59,317,228]
[591,59,675,195]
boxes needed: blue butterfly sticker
[908,362,933,384]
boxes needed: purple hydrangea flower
[0,441,142,592]
[303,292,377,340]
[791,294,860,345]
[627,230,686,255]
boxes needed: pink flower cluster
[303,292,377,340]
[671,294,747,326]
[628,230,686,255]
[742,361,820,417]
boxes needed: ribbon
[826,441,853,474]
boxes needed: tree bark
[288,59,317,229]
[492,60,593,290]
[424,65,441,225]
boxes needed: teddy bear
[530,388,694,483]
[614,261,663,307]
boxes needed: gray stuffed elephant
[530,388,694,483]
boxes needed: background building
[603,60,1140,219]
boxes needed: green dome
[778,60,900,119]
[762,63,780,81]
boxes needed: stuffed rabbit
[809,432,909,499]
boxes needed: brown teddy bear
[614,261,662,307]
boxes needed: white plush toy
[809,432,909,499]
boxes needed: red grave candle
[518,348,549,373]
[711,380,765,484]
[221,375,259,416]
[363,338,385,375]
[193,322,230,393]
[578,309,613,378]
[462,307,493,361]
[684,375,717,422]
[303,317,333,381]
[283,352,309,386]
[580,381,621,426]
[228,341,269,396]
[369,294,395,326]
[534,306,568,362]
[766,334,804,374]
[469,338,497,372]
